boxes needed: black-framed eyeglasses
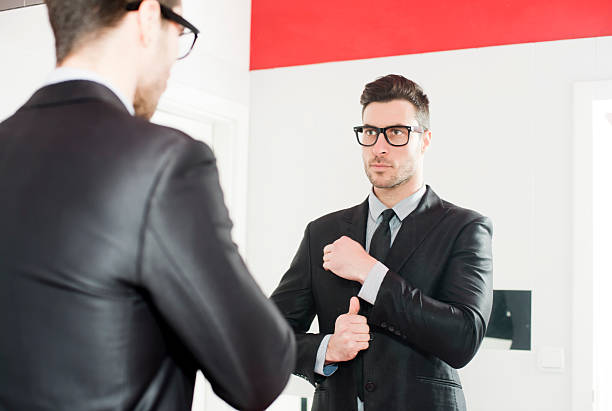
[126,1,200,60]
[353,125,425,147]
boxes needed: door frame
[572,79,612,411]
[156,81,250,253]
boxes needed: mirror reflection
[0,1,611,411]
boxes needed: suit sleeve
[270,223,327,387]
[139,137,295,411]
[368,216,493,369]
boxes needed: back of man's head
[45,0,180,63]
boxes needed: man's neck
[59,50,137,106]
[373,177,424,208]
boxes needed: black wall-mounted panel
[486,290,532,350]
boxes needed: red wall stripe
[250,0,612,70]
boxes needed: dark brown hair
[360,74,430,130]
[45,0,180,63]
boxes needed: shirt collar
[44,67,135,116]
[368,184,427,222]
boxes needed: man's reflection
[270,74,494,411]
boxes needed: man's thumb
[348,296,360,315]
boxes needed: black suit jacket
[271,187,493,411]
[0,81,295,411]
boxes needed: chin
[366,171,390,187]
[134,103,156,120]
[369,176,395,189]
[134,93,163,120]
[374,182,397,189]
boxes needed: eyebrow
[362,124,411,128]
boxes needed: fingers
[322,245,332,271]
[348,315,367,325]
[347,341,370,359]
[352,332,371,342]
[348,296,360,315]
[349,323,370,334]
[324,236,352,253]
[336,314,367,332]
[338,311,367,324]
[327,334,370,362]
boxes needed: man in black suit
[271,74,493,411]
[0,1,295,410]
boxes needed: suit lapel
[340,198,369,294]
[342,198,369,247]
[384,186,450,274]
[334,188,449,292]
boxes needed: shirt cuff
[314,334,338,376]
[358,261,389,305]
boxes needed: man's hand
[322,236,377,284]
[325,297,370,363]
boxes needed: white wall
[0,5,55,120]
[0,0,252,120]
[171,0,251,107]
[248,36,612,411]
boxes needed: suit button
[365,381,376,392]
[381,322,387,328]
[394,330,401,336]
[388,325,395,332]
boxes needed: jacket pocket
[416,376,462,390]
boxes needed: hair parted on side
[45,0,181,63]
[360,74,430,130]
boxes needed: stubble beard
[133,84,163,120]
[365,161,417,190]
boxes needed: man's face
[134,4,183,119]
[361,99,428,189]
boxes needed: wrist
[325,335,338,363]
[359,255,378,284]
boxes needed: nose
[372,131,389,155]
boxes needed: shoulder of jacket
[125,116,192,143]
[120,116,213,157]
[440,198,490,226]
[307,202,363,229]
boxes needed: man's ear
[134,0,162,48]
[420,130,432,154]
